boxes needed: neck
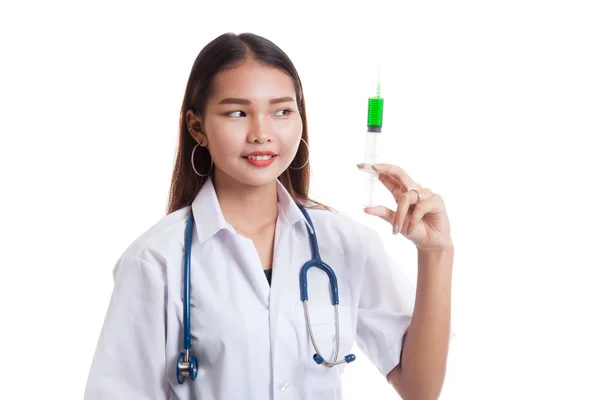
[212,174,278,235]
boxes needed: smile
[246,155,274,160]
[243,154,277,167]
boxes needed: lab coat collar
[190,178,232,244]
[191,177,313,244]
[275,179,314,235]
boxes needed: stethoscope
[176,204,356,384]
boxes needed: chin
[218,168,283,189]
[239,169,284,187]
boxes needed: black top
[264,268,272,286]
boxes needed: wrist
[417,243,454,255]
[417,245,454,274]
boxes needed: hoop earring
[289,137,309,170]
[191,143,213,177]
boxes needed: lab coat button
[277,380,290,392]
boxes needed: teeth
[247,155,273,160]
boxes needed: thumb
[364,205,394,225]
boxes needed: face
[187,61,303,188]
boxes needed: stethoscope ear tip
[313,353,356,365]
[313,354,324,365]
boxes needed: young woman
[84,32,454,400]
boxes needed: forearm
[388,246,454,400]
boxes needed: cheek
[286,118,303,133]
[281,123,303,155]
[206,130,244,158]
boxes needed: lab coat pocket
[296,303,355,390]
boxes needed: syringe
[360,65,384,207]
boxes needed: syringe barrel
[365,91,383,166]
[362,127,381,207]
[364,173,377,208]
[363,129,381,166]
[367,96,384,128]
[363,67,384,207]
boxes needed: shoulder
[115,206,191,273]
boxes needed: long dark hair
[166,32,327,214]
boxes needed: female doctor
[84,32,454,400]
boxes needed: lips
[242,152,277,167]
[242,151,277,161]
[243,151,277,157]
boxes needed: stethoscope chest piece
[176,349,199,384]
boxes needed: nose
[246,115,273,143]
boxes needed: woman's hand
[358,163,453,252]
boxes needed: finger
[358,163,414,201]
[378,174,406,201]
[392,188,434,235]
[392,193,412,235]
[373,163,418,190]
[406,195,440,236]
[406,194,444,235]
[364,205,395,225]
[357,163,404,189]
[407,187,434,204]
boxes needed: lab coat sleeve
[84,254,168,400]
[355,232,416,378]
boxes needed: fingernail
[393,224,399,235]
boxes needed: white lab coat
[84,178,420,400]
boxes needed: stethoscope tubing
[177,204,355,384]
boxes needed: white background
[1,0,599,398]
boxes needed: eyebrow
[217,96,295,105]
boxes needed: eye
[274,108,293,117]
[226,111,246,117]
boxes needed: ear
[185,109,208,146]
